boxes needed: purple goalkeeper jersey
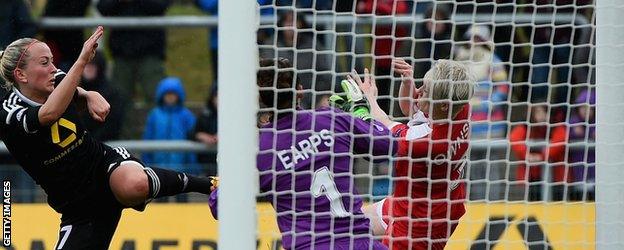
[257,107,396,250]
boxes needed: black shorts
[54,147,145,250]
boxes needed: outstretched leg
[109,160,213,208]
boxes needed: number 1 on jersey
[311,167,350,217]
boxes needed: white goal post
[218,0,258,249]
[596,0,624,248]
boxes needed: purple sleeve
[208,188,218,220]
[349,116,397,161]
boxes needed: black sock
[144,167,212,199]
[184,174,213,195]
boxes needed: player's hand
[329,94,350,112]
[329,76,364,112]
[349,68,378,102]
[78,26,104,65]
[86,91,110,122]
[393,58,419,94]
[393,58,413,78]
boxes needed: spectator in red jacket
[510,104,567,201]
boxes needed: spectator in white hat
[455,24,509,139]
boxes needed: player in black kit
[0,27,213,249]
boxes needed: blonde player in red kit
[351,59,475,250]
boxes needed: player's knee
[124,173,149,199]
[362,204,375,217]
[110,167,149,206]
[362,202,386,236]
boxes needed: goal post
[596,0,624,248]
[218,0,258,249]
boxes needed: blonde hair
[424,59,476,116]
[0,38,39,89]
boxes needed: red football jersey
[384,105,470,249]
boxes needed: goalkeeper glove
[329,79,373,121]
[329,94,351,111]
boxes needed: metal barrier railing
[0,140,594,154]
[39,14,589,28]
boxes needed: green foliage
[165,4,214,105]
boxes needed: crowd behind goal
[0,0,597,249]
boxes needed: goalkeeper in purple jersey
[208,58,396,250]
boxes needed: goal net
[244,1,599,249]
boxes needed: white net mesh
[255,1,596,249]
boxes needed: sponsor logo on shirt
[50,118,77,148]
[44,132,86,166]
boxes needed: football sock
[184,174,214,195]
[144,167,213,199]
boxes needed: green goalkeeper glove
[329,94,351,111]
[329,79,373,121]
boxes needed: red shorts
[374,198,460,250]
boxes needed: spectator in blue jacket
[142,77,198,177]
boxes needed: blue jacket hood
[155,77,186,106]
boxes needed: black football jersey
[0,71,108,213]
